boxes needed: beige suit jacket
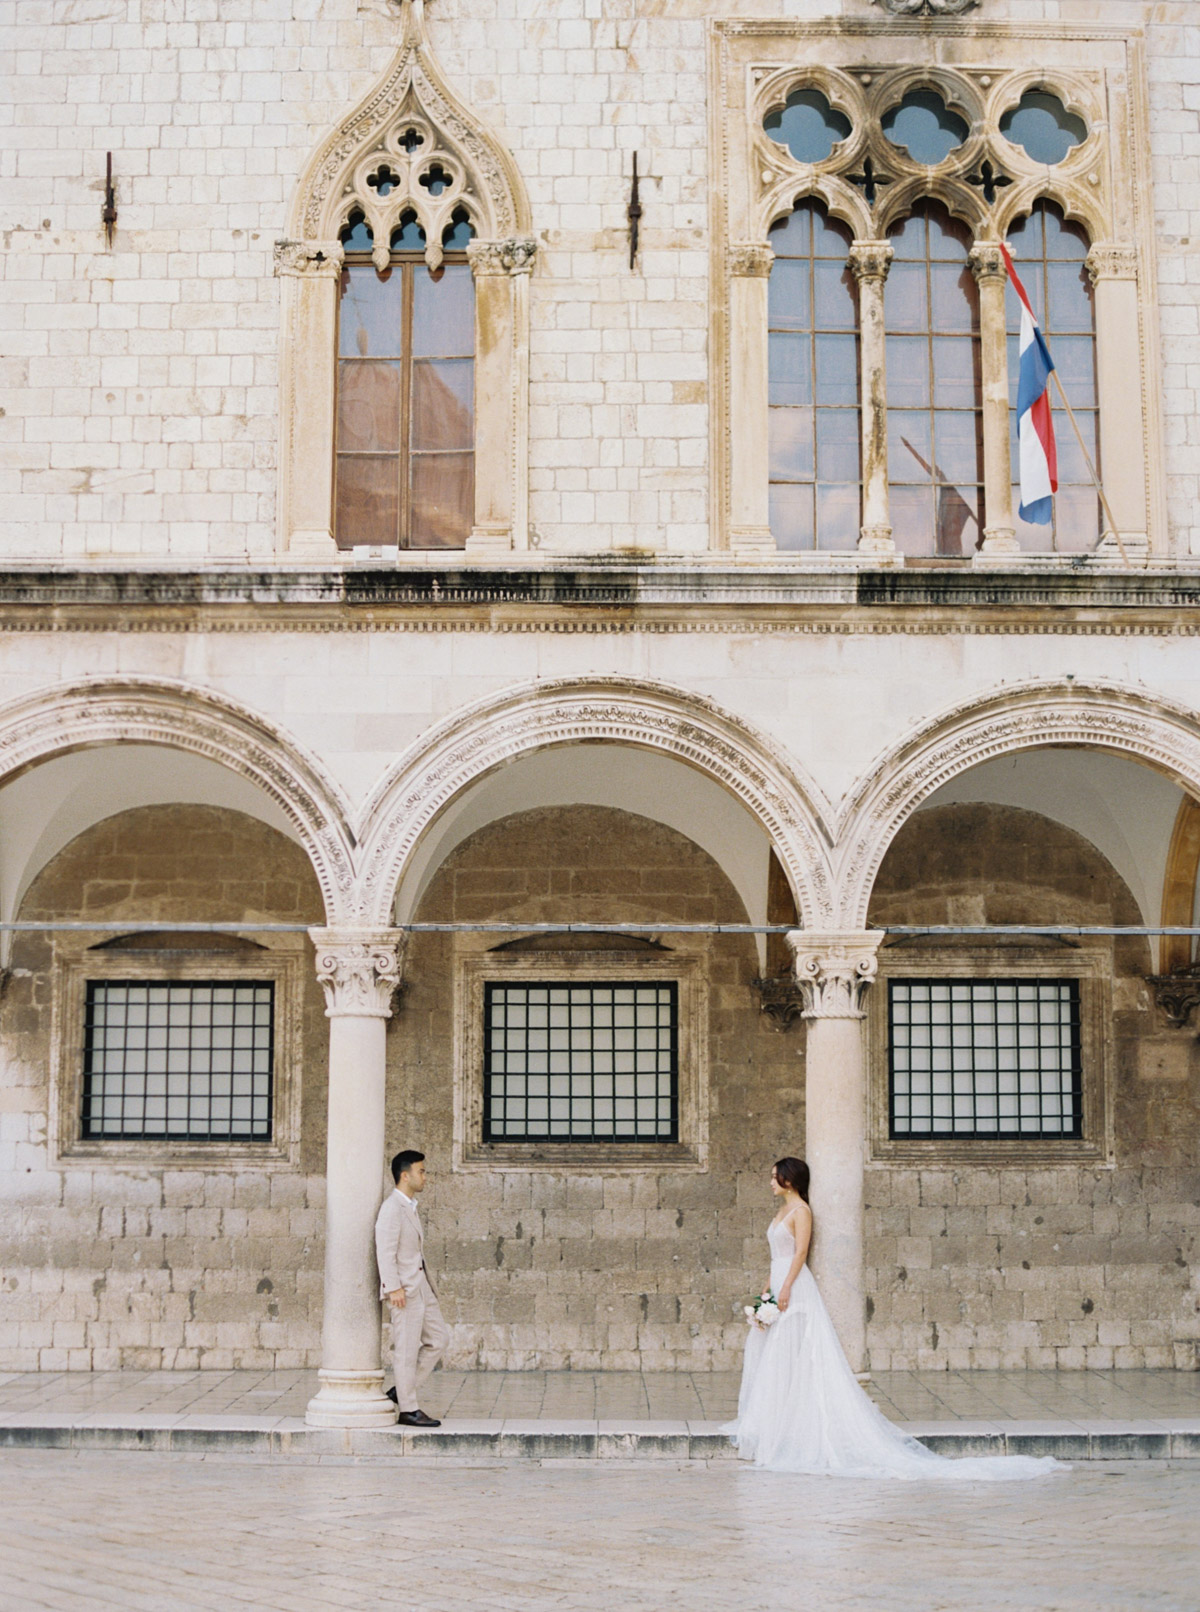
[375,1189,427,1299]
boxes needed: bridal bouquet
[744,1293,781,1331]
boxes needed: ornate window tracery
[276,0,534,559]
[714,21,1159,560]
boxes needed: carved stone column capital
[274,239,345,279]
[848,241,893,284]
[309,928,405,1018]
[968,242,1007,285]
[786,931,885,1020]
[467,236,538,277]
[1085,243,1138,286]
[728,242,774,278]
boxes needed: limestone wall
[865,803,1200,1370]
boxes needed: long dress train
[722,1219,1062,1479]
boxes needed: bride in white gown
[723,1158,1062,1480]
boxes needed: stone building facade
[1,0,1199,1422]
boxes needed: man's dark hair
[391,1149,425,1183]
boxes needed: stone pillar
[848,242,894,556]
[787,929,884,1375]
[305,928,405,1429]
[969,242,1018,556]
[274,239,344,559]
[1086,243,1149,553]
[727,242,776,555]
[465,237,537,555]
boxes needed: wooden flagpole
[1049,368,1129,565]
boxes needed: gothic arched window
[767,202,860,551]
[336,210,476,550]
[1006,202,1097,552]
[886,202,983,557]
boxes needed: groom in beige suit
[374,1149,449,1427]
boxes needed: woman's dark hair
[773,1156,810,1202]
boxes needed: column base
[287,528,339,559]
[857,523,895,556]
[465,526,514,555]
[305,1369,396,1429]
[976,525,1019,556]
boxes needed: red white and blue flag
[1001,242,1057,525]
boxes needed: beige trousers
[389,1274,449,1413]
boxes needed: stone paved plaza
[0,1450,1194,1611]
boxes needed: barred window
[82,981,274,1141]
[888,979,1081,1138]
[484,982,677,1142]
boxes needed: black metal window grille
[484,982,677,1142]
[888,979,1081,1138]
[82,981,274,1141]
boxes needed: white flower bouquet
[744,1293,781,1331]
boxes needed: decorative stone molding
[787,931,884,1020]
[310,929,406,1018]
[273,239,344,279]
[728,243,774,278]
[872,0,979,13]
[839,681,1200,927]
[968,242,1007,284]
[1086,243,1138,284]
[467,237,538,277]
[355,675,837,930]
[751,972,807,1029]
[1145,965,1200,1031]
[848,242,893,285]
[0,677,355,922]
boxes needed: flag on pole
[1001,242,1057,525]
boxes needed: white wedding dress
[723,1218,1062,1480]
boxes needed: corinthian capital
[968,242,1006,285]
[273,239,345,279]
[1085,243,1138,285]
[309,928,406,1018]
[467,237,539,277]
[786,931,885,1020]
[728,242,774,278]
[849,241,893,284]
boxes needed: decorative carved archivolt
[354,676,838,930]
[0,678,356,921]
[872,0,980,14]
[287,0,530,271]
[838,681,1200,927]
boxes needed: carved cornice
[467,237,538,277]
[786,931,884,1020]
[273,239,345,279]
[1086,243,1138,285]
[848,242,893,284]
[728,243,774,278]
[872,0,979,13]
[310,928,406,1017]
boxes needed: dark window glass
[1001,91,1087,166]
[82,981,274,1142]
[484,983,678,1143]
[886,202,983,556]
[764,88,852,164]
[335,214,475,549]
[882,90,969,166]
[889,979,1081,1140]
[1005,202,1097,552]
[768,202,860,551]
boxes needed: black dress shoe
[396,1409,441,1427]
[385,1387,398,1404]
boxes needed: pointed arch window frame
[274,0,536,559]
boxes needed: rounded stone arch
[0,678,356,923]
[354,677,838,929]
[836,679,1200,928]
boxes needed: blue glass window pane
[931,337,977,408]
[770,482,814,550]
[816,410,859,480]
[340,212,374,252]
[768,332,812,406]
[768,259,811,331]
[1001,91,1087,165]
[441,211,475,250]
[813,259,856,329]
[768,408,814,480]
[390,214,426,252]
[882,91,969,165]
[764,88,852,164]
[814,334,858,406]
[886,336,929,407]
[769,205,811,257]
[815,485,860,550]
[339,264,402,358]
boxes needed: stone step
[1,1417,1197,1462]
